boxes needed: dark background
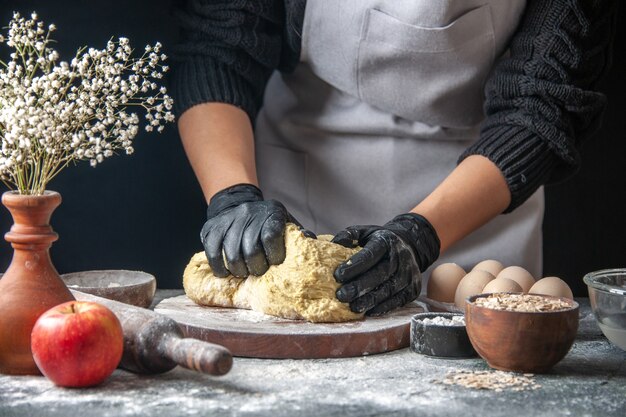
[1,1,624,296]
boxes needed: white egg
[472,259,504,276]
[427,263,466,303]
[454,270,495,309]
[496,266,535,293]
[482,278,523,294]
[529,276,573,300]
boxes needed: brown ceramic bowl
[465,293,579,373]
[62,270,157,308]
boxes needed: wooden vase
[0,190,74,375]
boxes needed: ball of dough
[529,277,573,300]
[454,270,495,309]
[427,263,466,303]
[183,224,363,322]
[496,266,535,293]
[482,278,523,294]
[472,259,504,276]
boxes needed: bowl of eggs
[465,293,579,373]
[583,269,626,351]
[424,259,574,312]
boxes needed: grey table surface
[1,289,624,417]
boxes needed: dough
[183,224,364,323]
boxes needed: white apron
[254,0,544,278]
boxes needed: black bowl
[410,312,476,358]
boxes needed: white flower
[0,12,174,194]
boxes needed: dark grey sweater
[171,0,616,212]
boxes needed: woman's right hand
[201,183,313,278]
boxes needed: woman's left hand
[332,214,440,315]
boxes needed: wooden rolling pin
[71,290,232,376]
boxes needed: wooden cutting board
[155,295,426,359]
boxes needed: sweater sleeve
[170,0,297,122]
[459,0,617,213]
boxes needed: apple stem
[71,303,76,314]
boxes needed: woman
[171,0,616,315]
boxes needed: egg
[529,276,573,300]
[482,278,523,294]
[454,270,495,309]
[472,259,504,276]
[496,266,535,293]
[427,263,466,303]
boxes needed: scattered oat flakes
[437,370,541,391]
[473,293,572,312]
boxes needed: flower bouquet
[0,12,174,194]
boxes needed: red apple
[31,301,124,388]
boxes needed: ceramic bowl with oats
[465,292,579,373]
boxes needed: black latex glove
[201,183,314,278]
[332,213,440,316]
